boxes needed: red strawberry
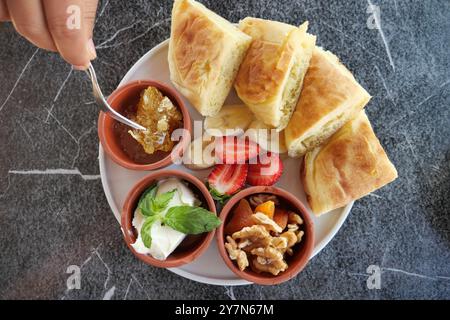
[215,136,260,164]
[207,164,248,202]
[246,152,283,186]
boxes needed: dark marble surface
[0,0,449,300]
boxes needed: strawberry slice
[215,136,259,164]
[246,152,283,186]
[207,164,248,202]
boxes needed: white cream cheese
[131,178,196,260]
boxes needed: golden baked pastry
[302,112,398,215]
[285,47,371,157]
[168,0,252,116]
[235,18,316,131]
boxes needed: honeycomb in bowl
[128,86,183,154]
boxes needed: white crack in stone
[401,206,421,236]
[44,108,78,143]
[367,193,383,199]
[98,0,110,18]
[348,272,369,277]
[61,246,118,300]
[92,246,112,290]
[60,245,100,299]
[123,278,133,300]
[102,286,116,300]
[95,19,143,49]
[349,268,450,281]
[96,18,171,50]
[383,268,450,281]
[381,246,390,267]
[80,255,93,269]
[403,132,433,188]
[44,67,74,123]
[224,286,236,300]
[0,48,39,112]
[17,121,33,145]
[374,65,396,106]
[71,124,97,168]
[119,18,171,47]
[387,79,450,130]
[131,274,150,299]
[320,20,389,64]
[393,0,400,16]
[367,0,396,71]
[8,168,101,181]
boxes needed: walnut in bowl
[216,186,314,285]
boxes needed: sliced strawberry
[215,136,260,164]
[207,164,248,202]
[246,152,283,186]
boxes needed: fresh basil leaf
[138,183,158,216]
[138,186,176,216]
[141,215,159,249]
[164,206,222,235]
[209,187,231,204]
[150,189,176,214]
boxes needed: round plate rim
[98,38,353,286]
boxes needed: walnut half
[251,257,288,276]
[232,225,272,252]
[225,203,306,276]
[225,236,249,271]
[248,194,280,208]
[252,213,283,233]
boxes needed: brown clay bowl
[217,186,315,285]
[98,80,192,170]
[121,170,217,268]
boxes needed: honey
[129,87,183,154]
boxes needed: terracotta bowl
[98,80,192,170]
[121,170,217,268]
[217,186,315,285]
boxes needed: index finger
[0,0,10,21]
[43,0,97,69]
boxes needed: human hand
[0,0,98,70]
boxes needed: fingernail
[73,64,88,71]
[87,38,97,60]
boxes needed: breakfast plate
[98,39,353,286]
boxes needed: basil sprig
[138,185,176,216]
[164,206,222,235]
[137,185,221,249]
[140,215,159,248]
[138,183,157,216]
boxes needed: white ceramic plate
[98,39,353,286]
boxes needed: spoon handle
[86,63,146,131]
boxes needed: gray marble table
[0,0,449,300]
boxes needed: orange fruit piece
[224,199,255,235]
[273,208,289,230]
[254,201,275,219]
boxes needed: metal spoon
[85,62,146,131]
